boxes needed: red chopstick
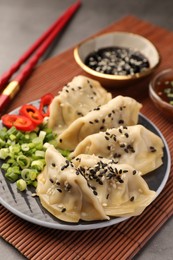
[0,0,81,114]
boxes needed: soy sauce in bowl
[149,68,173,121]
[84,46,150,76]
[74,32,160,87]
[155,78,173,106]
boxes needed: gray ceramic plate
[0,102,171,230]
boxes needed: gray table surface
[0,0,173,259]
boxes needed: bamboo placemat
[1,16,173,260]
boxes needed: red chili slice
[19,104,43,126]
[1,114,35,131]
[39,93,54,117]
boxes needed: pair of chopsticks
[0,0,81,115]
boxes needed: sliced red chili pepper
[1,114,35,131]
[39,93,54,117]
[19,104,43,126]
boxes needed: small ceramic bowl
[74,32,160,87]
[149,68,173,121]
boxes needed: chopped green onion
[35,150,45,158]
[31,159,45,171]
[0,148,9,160]
[17,155,31,169]
[1,163,10,170]
[0,124,67,191]
[16,179,27,191]
[21,169,38,181]
[5,171,19,182]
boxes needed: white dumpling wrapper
[57,95,142,150]
[71,125,164,175]
[48,75,112,134]
[72,154,156,217]
[36,146,108,222]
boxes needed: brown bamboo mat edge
[1,15,173,260]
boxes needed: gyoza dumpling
[72,154,156,217]
[57,96,142,151]
[71,125,164,175]
[48,75,112,134]
[36,146,108,222]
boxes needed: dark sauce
[85,46,150,76]
[156,78,173,105]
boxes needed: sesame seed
[133,170,137,175]
[93,190,98,196]
[49,178,54,183]
[77,112,83,116]
[107,145,111,150]
[119,128,123,134]
[150,146,156,152]
[130,196,134,201]
[118,119,124,124]
[106,194,109,199]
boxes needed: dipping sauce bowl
[149,68,173,121]
[74,32,160,87]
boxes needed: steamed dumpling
[71,125,164,175]
[57,96,142,150]
[48,75,112,134]
[72,154,156,217]
[36,146,108,222]
[36,146,156,222]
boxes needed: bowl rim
[149,68,173,109]
[74,31,161,81]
